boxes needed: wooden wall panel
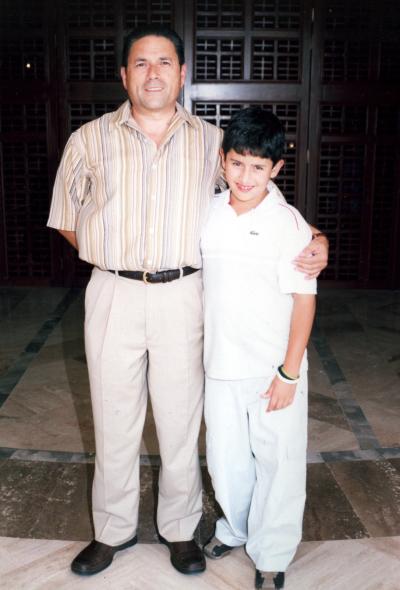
[0,0,399,287]
[307,0,400,286]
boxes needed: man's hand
[293,234,328,279]
[261,376,296,412]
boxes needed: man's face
[120,35,186,115]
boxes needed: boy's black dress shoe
[71,536,138,575]
[203,536,234,559]
[159,536,206,574]
[255,569,285,589]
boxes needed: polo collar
[258,181,286,210]
[215,181,286,211]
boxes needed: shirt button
[151,195,156,201]
[146,259,152,265]
[149,228,154,234]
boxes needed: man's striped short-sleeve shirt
[48,100,223,271]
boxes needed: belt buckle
[143,271,150,284]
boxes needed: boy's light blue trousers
[204,371,308,572]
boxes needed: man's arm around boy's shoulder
[294,226,328,279]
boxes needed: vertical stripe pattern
[48,101,223,271]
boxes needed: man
[47,25,328,577]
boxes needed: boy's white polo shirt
[201,181,317,380]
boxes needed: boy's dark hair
[222,107,285,164]
[122,25,185,67]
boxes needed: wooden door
[0,0,399,287]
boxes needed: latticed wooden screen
[0,0,53,281]
[185,0,307,214]
[307,0,400,284]
[195,102,299,204]
[1,141,51,279]
[192,0,303,82]
[0,0,399,286]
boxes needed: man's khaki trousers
[84,268,204,546]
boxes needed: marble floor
[1,537,400,590]
[0,287,400,589]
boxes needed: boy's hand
[261,376,296,412]
[293,234,328,279]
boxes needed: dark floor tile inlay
[328,460,400,538]
[0,289,29,319]
[0,459,220,544]
[377,325,400,334]
[388,458,400,473]
[388,354,400,363]
[0,288,82,404]
[303,463,368,542]
[3,446,400,465]
[1,459,383,544]
[0,459,93,541]
[0,447,15,460]
[311,321,380,450]
[308,391,350,431]
[377,300,400,316]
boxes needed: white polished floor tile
[1,537,399,590]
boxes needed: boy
[201,107,317,589]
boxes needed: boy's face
[221,149,284,213]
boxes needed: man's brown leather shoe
[159,537,206,574]
[71,537,137,575]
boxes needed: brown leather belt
[109,266,198,284]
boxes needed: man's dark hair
[222,107,285,164]
[121,25,185,67]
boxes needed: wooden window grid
[124,0,173,28]
[195,38,243,80]
[1,104,47,134]
[67,0,116,28]
[69,102,121,131]
[370,145,397,281]
[2,142,51,278]
[0,0,399,287]
[196,0,245,29]
[0,0,45,29]
[320,105,368,135]
[252,38,300,80]
[0,38,46,81]
[194,102,298,204]
[252,0,301,30]
[68,38,117,80]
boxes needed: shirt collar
[109,100,196,131]
[109,100,132,128]
[215,181,286,210]
[260,181,286,209]
[175,102,197,127]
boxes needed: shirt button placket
[144,151,158,270]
